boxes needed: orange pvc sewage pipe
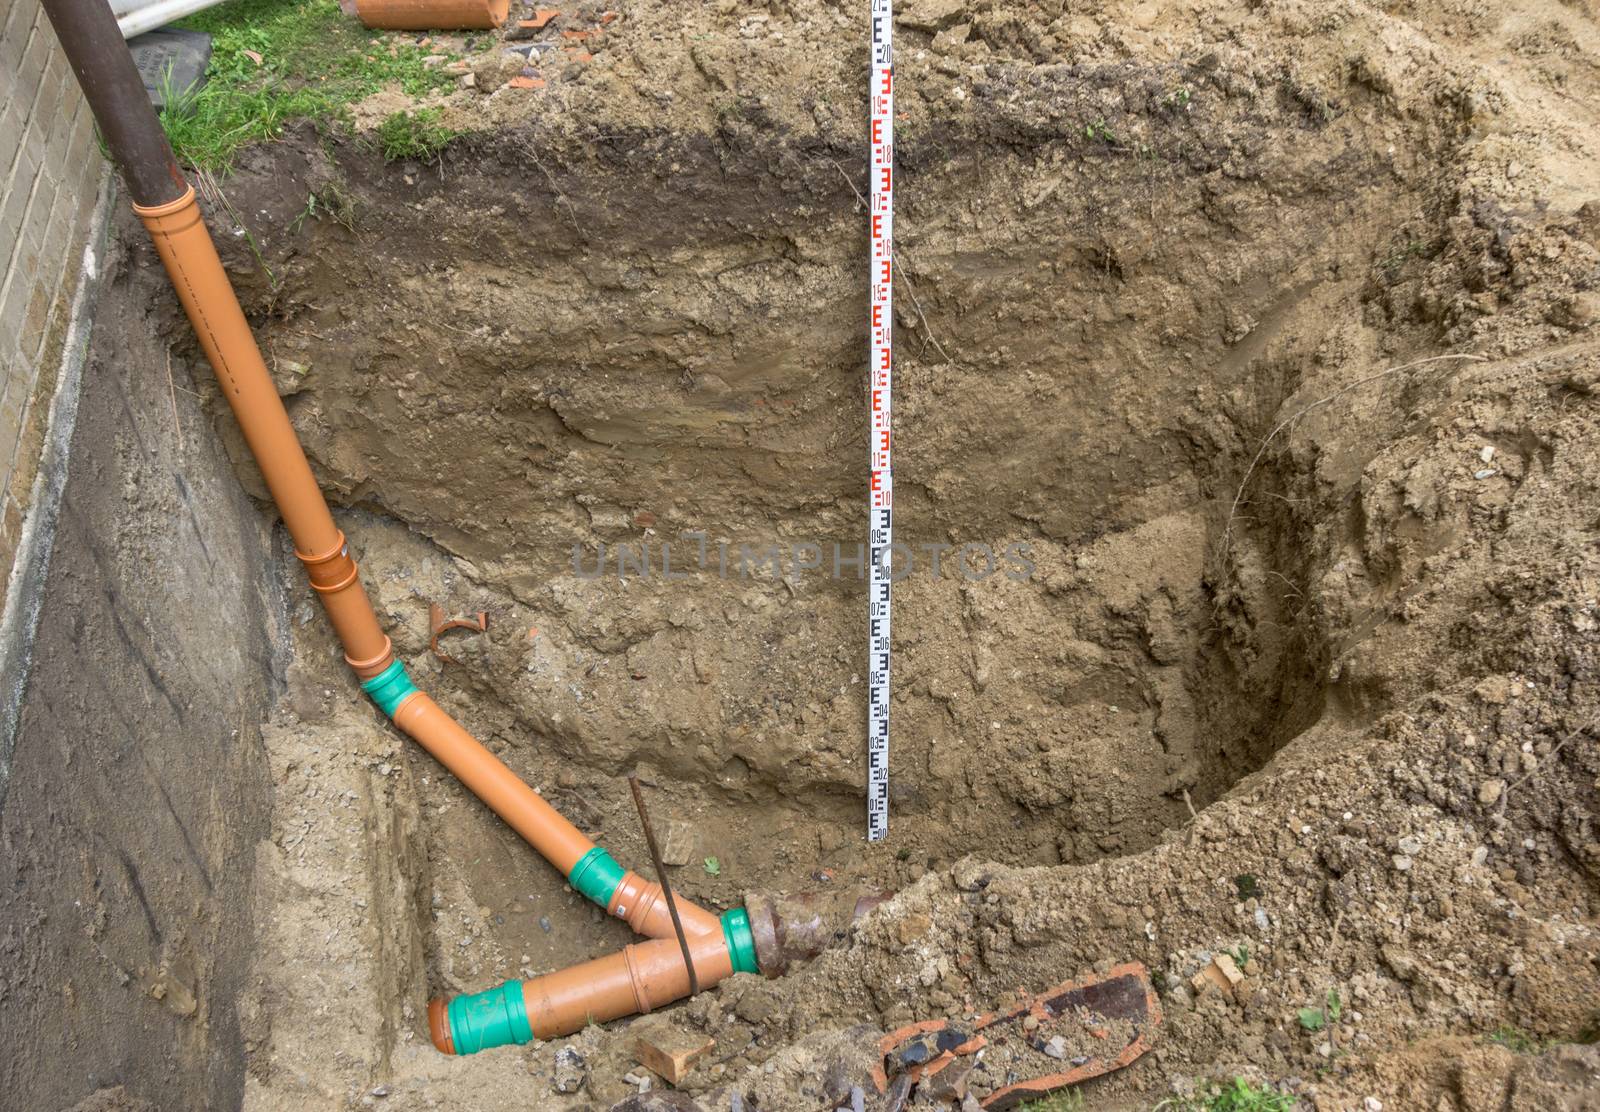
[349,0,508,30]
[132,187,761,1047]
[40,0,761,1058]
[430,927,748,1053]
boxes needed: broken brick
[634,1024,714,1086]
[508,76,546,89]
[1190,965,1226,996]
[1211,952,1245,988]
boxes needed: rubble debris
[551,1044,587,1094]
[875,963,1160,1109]
[610,1092,704,1112]
[1212,952,1245,989]
[659,819,697,866]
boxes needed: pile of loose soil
[132,0,1600,1106]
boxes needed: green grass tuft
[1018,1090,1084,1112]
[372,106,458,162]
[159,0,459,170]
[1488,1026,1545,1054]
[1156,1078,1298,1111]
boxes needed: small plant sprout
[1298,988,1342,1032]
[703,856,721,876]
[1488,1026,1543,1054]
[1084,118,1119,144]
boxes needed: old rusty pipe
[745,887,889,976]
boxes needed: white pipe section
[118,0,228,38]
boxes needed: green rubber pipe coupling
[722,907,759,975]
[445,980,533,1054]
[361,659,418,718]
[568,846,625,908]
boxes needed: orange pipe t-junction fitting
[429,925,751,1053]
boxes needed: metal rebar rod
[626,774,698,997]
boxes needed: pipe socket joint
[296,531,394,677]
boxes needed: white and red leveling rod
[866,0,893,842]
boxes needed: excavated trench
[199,72,1454,1035]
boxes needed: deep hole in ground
[200,75,1419,993]
[16,0,1597,1106]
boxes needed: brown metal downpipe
[38,0,186,207]
[37,0,724,943]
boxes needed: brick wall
[0,0,104,611]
